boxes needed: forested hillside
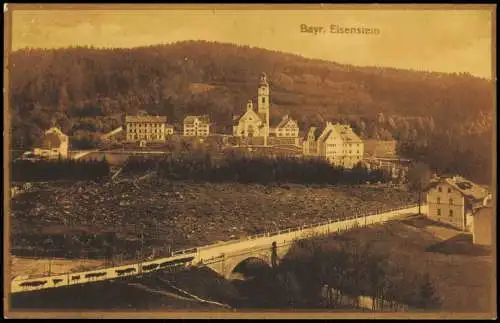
[8,40,494,183]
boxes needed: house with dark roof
[362,139,411,181]
[183,115,211,137]
[302,126,324,156]
[363,140,398,158]
[33,127,69,159]
[425,175,491,231]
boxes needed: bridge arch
[224,254,272,280]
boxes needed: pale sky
[10,6,495,79]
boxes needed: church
[232,73,300,146]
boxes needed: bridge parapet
[11,203,425,294]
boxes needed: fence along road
[10,203,426,294]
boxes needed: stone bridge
[198,240,292,279]
[11,204,426,294]
[192,204,426,279]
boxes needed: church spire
[260,72,268,86]
[257,72,270,145]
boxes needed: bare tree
[407,162,431,215]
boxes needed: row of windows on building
[128,124,164,128]
[128,135,164,140]
[128,129,166,133]
[438,186,452,193]
[436,197,454,204]
[326,148,361,154]
[185,131,208,135]
[436,208,454,217]
[184,124,209,128]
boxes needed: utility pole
[154,223,160,258]
[138,225,145,274]
[48,250,52,276]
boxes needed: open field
[303,216,494,313]
[10,179,417,269]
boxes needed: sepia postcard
[3,3,497,319]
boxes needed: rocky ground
[10,178,418,264]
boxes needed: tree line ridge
[9,40,494,184]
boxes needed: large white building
[303,122,364,169]
[125,115,168,143]
[183,115,211,137]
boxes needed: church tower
[257,73,270,139]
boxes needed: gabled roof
[41,133,63,149]
[317,123,340,143]
[35,127,68,148]
[445,176,489,201]
[45,127,68,139]
[303,127,318,141]
[275,115,298,129]
[426,175,490,203]
[125,115,167,123]
[313,127,323,139]
[332,124,363,143]
[318,129,335,144]
[233,108,264,125]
